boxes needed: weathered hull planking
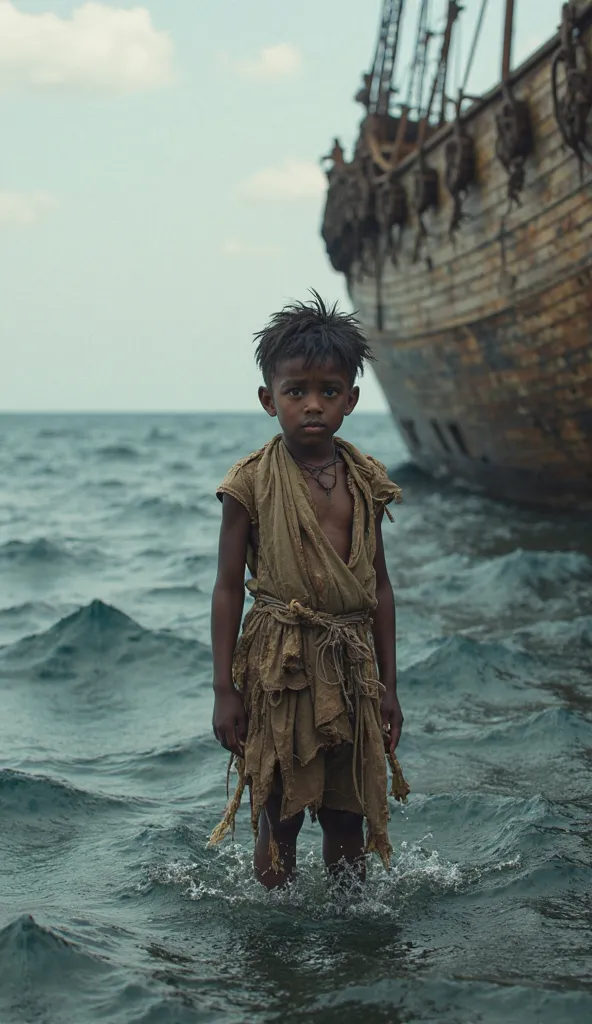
[325,5,592,509]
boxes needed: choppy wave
[0,537,104,570]
[0,599,208,681]
[0,538,72,566]
[401,633,541,693]
[132,496,217,521]
[0,599,57,620]
[401,548,592,622]
[514,614,592,654]
[0,768,137,817]
[36,427,79,439]
[95,444,141,460]
[177,552,214,572]
[301,978,592,1023]
[0,915,111,975]
[145,427,178,443]
[94,478,126,489]
[143,584,202,599]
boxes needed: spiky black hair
[253,290,374,387]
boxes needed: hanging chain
[291,449,343,499]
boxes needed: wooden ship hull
[322,1,592,509]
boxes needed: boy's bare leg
[317,807,366,883]
[254,793,304,889]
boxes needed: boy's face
[258,356,359,451]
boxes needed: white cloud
[239,159,326,201]
[0,1,173,93]
[0,190,56,227]
[221,238,281,257]
[231,43,301,81]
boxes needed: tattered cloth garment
[208,434,409,868]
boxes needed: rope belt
[255,594,382,813]
[254,595,409,809]
[255,594,380,700]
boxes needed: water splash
[148,835,464,920]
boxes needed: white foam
[147,835,465,920]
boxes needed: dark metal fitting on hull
[445,116,476,236]
[495,85,534,206]
[412,152,439,265]
[552,1,592,173]
[413,163,439,216]
[376,175,408,265]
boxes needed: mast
[416,11,432,120]
[502,0,515,80]
[367,0,406,116]
[418,0,462,146]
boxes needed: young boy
[209,292,408,888]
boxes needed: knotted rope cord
[207,754,246,848]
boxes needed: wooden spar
[502,0,515,81]
[418,0,461,146]
[363,102,410,172]
[439,54,450,125]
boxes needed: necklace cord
[290,447,342,499]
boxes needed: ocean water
[1,412,591,1024]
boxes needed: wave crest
[0,600,207,681]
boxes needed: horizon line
[0,408,389,416]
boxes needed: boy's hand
[380,688,403,754]
[213,688,248,757]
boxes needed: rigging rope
[461,0,489,98]
[417,0,432,117]
[454,11,462,101]
[404,0,429,110]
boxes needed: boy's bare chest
[304,463,354,563]
[249,464,357,567]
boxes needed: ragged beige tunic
[209,434,408,867]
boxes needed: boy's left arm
[372,510,403,753]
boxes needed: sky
[0,0,564,412]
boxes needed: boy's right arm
[211,493,250,757]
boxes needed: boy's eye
[288,388,303,397]
[324,388,339,397]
